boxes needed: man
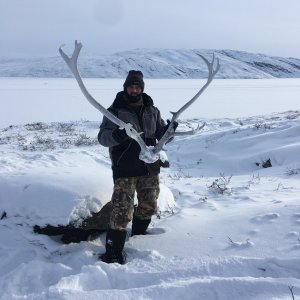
[98,70,176,264]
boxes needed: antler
[153,54,220,155]
[59,41,157,163]
[59,41,219,163]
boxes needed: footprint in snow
[248,229,260,236]
[291,213,300,225]
[285,231,299,238]
[292,242,300,250]
[227,237,254,249]
[23,184,31,191]
[250,213,280,224]
[271,199,282,204]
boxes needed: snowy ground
[0,79,300,299]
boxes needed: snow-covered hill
[1,48,300,79]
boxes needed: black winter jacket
[98,91,167,180]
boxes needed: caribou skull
[59,40,220,163]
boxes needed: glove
[162,120,178,144]
[165,120,178,133]
[159,160,170,168]
[112,128,129,143]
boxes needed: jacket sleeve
[98,115,120,147]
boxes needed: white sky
[0,0,299,58]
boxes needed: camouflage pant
[109,175,160,230]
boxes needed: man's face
[127,85,142,96]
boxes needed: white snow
[1,78,300,299]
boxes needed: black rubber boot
[131,216,151,236]
[100,229,127,264]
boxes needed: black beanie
[123,70,144,91]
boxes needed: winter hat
[123,70,144,91]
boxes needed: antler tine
[199,53,220,81]
[59,40,82,73]
[173,122,206,136]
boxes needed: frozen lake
[1,77,300,127]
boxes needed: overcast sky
[0,0,299,58]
